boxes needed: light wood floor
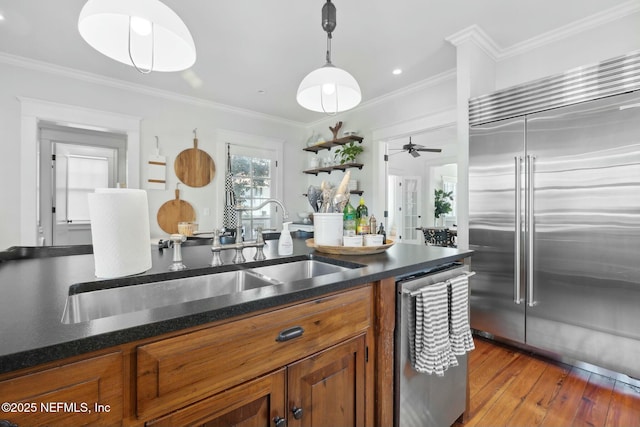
[456,337,640,427]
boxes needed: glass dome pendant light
[78,0,196,74]
[296,0,361,114]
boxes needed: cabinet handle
[276,326,304,342]
[292,406,304,420]
[273,416,287,427]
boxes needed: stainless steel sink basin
[249,260,352,282]
[61,269,280,324]
[61,258,362,324]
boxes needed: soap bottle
[278,222,293,255]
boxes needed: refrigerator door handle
[526,155,536,307]
[514,156,522,304]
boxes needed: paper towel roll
[88,189,153,278]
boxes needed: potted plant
[434,189,453,226]
[334,141,364,165]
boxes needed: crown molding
[306,69,457,128]
[447,1,640,62]
[0,52,306,128]
[500,0,640,59]
[445,24,502,61]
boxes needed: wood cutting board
[157,187,196,234]
[174,136,215,187]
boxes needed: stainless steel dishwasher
[395,263,469,427]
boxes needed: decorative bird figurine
[329,121,343,141]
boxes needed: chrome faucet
[210,198,288,266]
[233,198,289,242]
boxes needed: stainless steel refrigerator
[468,54,640,379]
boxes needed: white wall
[3,7,638,250]
[0,60,307,248]
[302,74,458,222]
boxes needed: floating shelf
[303,190,363,197]
[303,135,364,153]
[302,163,364,175]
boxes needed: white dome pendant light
[297,0,361,114]
[78,0,196,73]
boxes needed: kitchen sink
[61,269,280,324]
[248,259,353,282]
[61,257,363,324]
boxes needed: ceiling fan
[390,137,442,158]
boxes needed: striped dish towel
[448,274,475,355]
[409,281,458,376]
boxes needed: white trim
[447,1,640,62]
[371,109,457,229]
[215,129,285,224]
[1,52,304,129]
[306,70,457,128]
[19,97,141,245]
[501,1,640,59]
[445,25,501,61]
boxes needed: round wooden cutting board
[157,187,196,234]
[174,136,215,187]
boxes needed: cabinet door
[147,369,285,427]
[287,335,366,427]
[0,352,123,427]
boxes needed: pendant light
[78,0,196,73]
[297,0,361,114]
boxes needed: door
[469,117,526,343]
[525,91,640,377]
[146,370,286,427]
[388,176,422,243]
[39,124,126,246]
[287,335,366,427]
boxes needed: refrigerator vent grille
[469,50,640,125]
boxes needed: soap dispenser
[278,222,293,255]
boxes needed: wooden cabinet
[148,335,367,427]
[147,369,286,427]
[0,352,123,427]
[287,335,366,427]
[136,286,372,419]
[0,284,385,427]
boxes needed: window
[226,140,281,237]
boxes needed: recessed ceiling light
[392,68,403,75]
[0,13,5,21]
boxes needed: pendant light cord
[320,33,338,116]
[128,16,154,74]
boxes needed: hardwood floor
[456,337,640,427]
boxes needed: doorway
[38,124,127,246]
[383,124,458,244]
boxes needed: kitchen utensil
[174,129,216,187]
[157,184,196,234]
[307,185,321,212]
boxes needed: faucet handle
[255,226,264,244]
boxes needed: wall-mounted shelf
[303,135,363,153]
[303,163,364,175]
[303,190,363,197]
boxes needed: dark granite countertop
[0,238,471,375]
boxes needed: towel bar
[404,271,476,296]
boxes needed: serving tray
[305,238,394,255]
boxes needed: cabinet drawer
[0,352,123,427]
[137,286,372,418]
